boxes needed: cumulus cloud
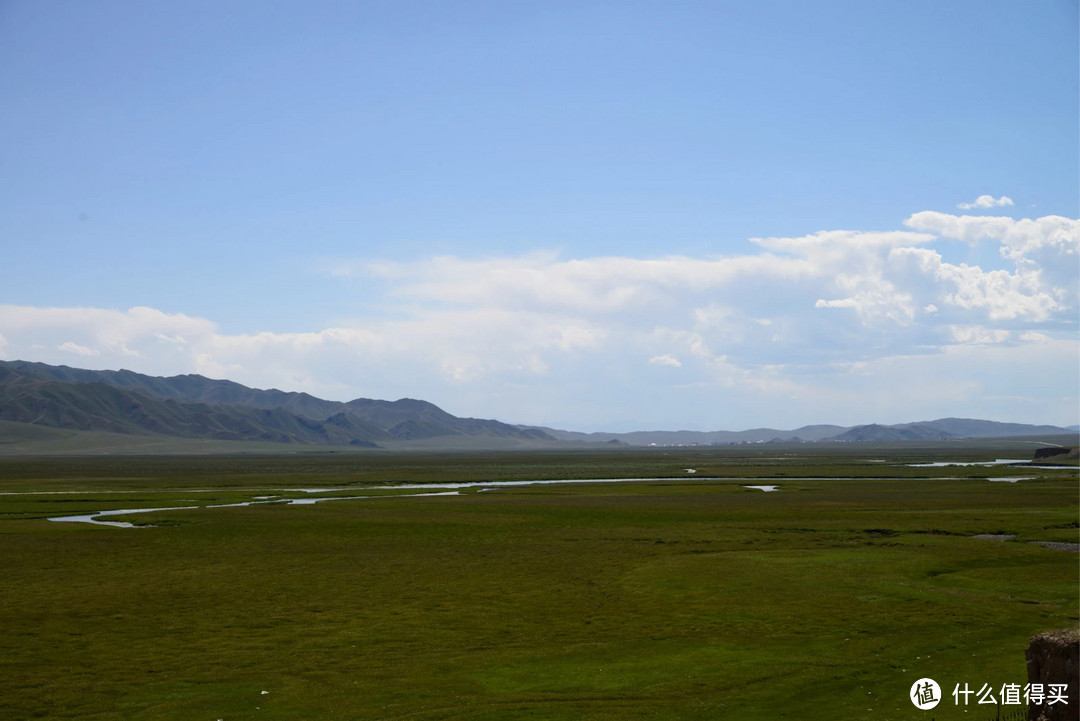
[1,204,1076,427]
[0,306,217,363]
[0,304,609,402]
[323,211,1077,424]
[814,285,916,325]
[905,212,1078,259]
[903,212,1079,315]
[890,246,1060,321]
[957,195,1014,210]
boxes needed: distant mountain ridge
[0,360,1073,450]
[529,425,848,445]
[528,419,1074,445]
[0,360,553,447]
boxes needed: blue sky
[1,0,1077,431]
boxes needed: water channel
[42,471,1065,528]
[45,477,767,527]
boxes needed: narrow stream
[43,472,1041,528]
[48,491,461,527]
[45,477,749,527]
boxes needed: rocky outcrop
[1026,629,1079,721]
[1033,447,1078,463]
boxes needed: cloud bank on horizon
[1,2,1076,432]
[2,205,1076,431]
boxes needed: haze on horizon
[1,1,1077,433]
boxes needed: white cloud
[948,326,1011,345]
[902,212,1079,316]
[364,251,815,314]
[1,204,1076,428]
[752,230,932,327]
[890,246,1060,321]
[957,195,1014,210]
[57,341,100,356]
[0,306,217,366]
[751,229,935,255]
[649,354,682,367]
[814,285,916,325]
[906,211,1078,254]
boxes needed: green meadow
[0,444,1076,720]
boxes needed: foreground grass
[0,448,1076,720]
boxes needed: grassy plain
[0,443,1076,720]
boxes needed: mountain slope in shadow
[0,360,552,447]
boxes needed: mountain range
[0,360,1074,451]
[533,418,1077,445]
[0,360,553,447]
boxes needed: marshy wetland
[1,442,1076,720]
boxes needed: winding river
[42,470,1055,528]
[44,476,771,527]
